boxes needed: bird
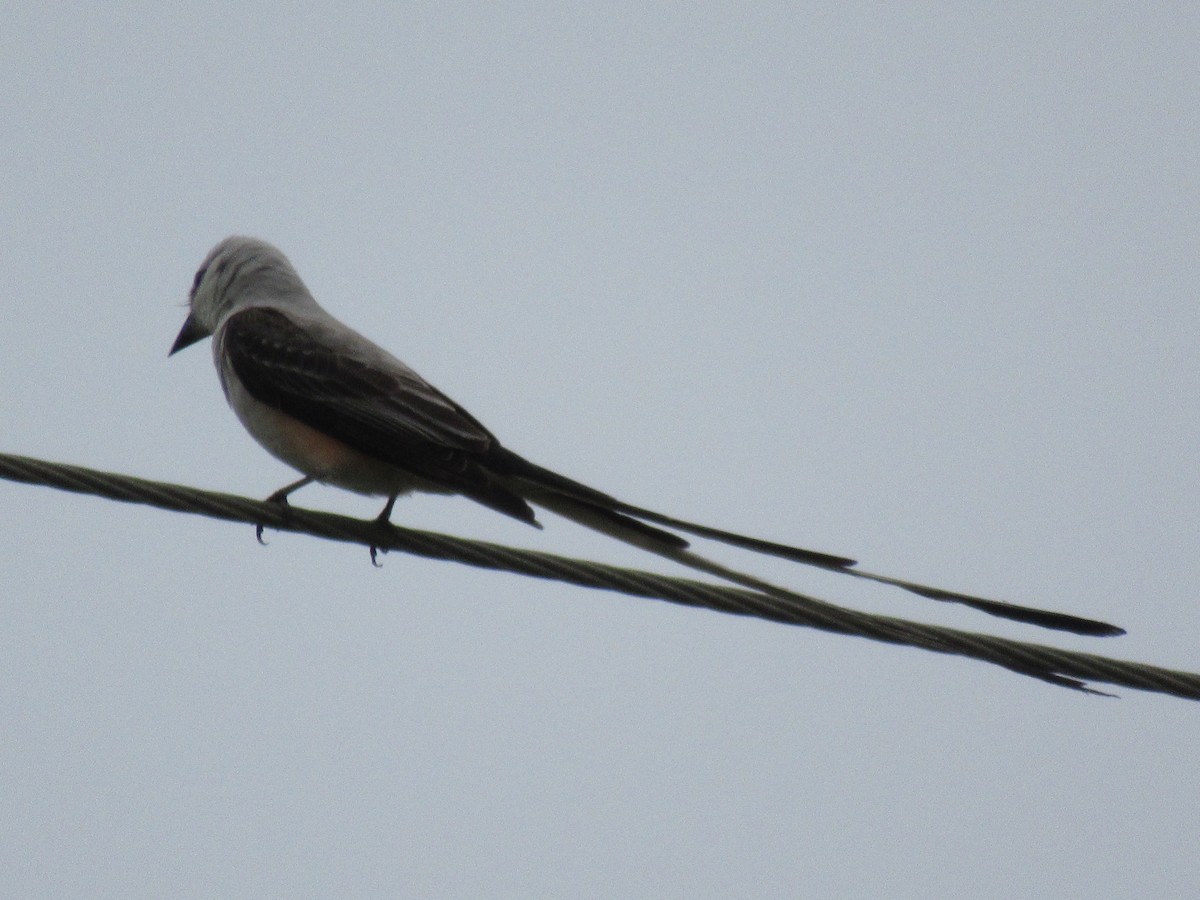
[169,236,1123,637]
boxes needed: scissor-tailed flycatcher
[170,236,1122,637]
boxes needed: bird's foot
[368,496,398,567]
[256,490,294,545]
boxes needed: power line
[1,451,1196,701]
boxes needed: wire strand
[1,451,1196,701]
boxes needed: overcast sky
[1,4,1197,898]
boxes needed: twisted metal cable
[1,451,1197,701]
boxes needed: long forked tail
[496,451,1125,638]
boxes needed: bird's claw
[256,491,293,547]
[369,498,397,568]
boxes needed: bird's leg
[375,495,398,523]
[369,494,399,567]
[257,475,318,544]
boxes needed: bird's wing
[219,305,537,522]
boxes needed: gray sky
[2,4,1197,898]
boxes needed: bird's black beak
[169,313,209,356]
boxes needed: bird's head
[169,236,308,355]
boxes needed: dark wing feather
[221,307,537,523]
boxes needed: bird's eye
[190,265,208,299]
